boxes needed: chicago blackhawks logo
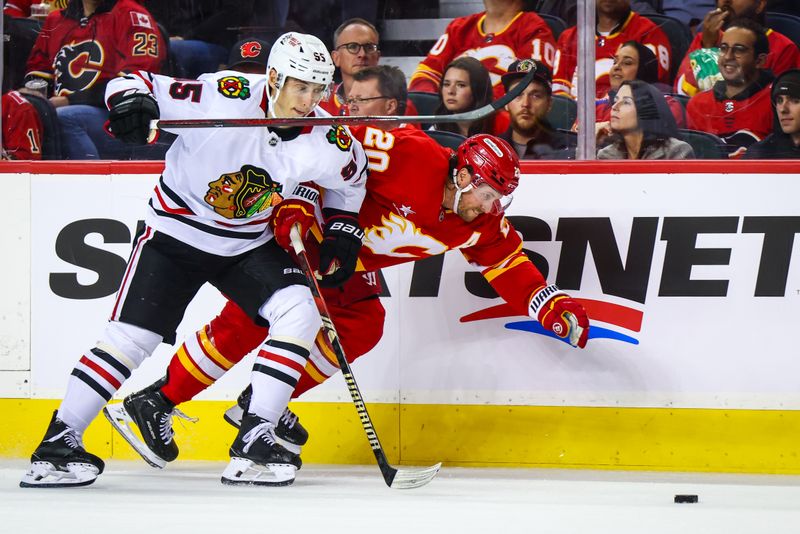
[217,76,251,100]
[326,125,352,151]
[52,41,105,94]
[205,165,283,219]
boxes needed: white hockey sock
[249,338,310,423]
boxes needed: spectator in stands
[345,65,408,118]
[553,0,672,99]
[2,89,43,159]
[498,58,575,159]
[226,38,270,74]
[408,0,557,99]
[674,0,800,96]
[597,41,685,127]
[598,80,694,159]
[429,57,509,137]
[686,19,774,156]
[321,18,381,115]
[25,0,166,159]
[745,69,800,158]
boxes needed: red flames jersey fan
[26,0,165,102]
[2,91,43,159]
[409,11,557,99]
[554,10,671,98]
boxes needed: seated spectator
[745,69,800,158]
[225,38,270,74]
[598,80,694,159]
[321,18,381,115]
[498,58,575,159]
[674,0,800,96]
[686,19,775,156]
[345,65,409,119]
[553,0,672,99]
[598,40,685,127]
[409,0,557,99]
[2,89,43,159]
[25,0,166,159]
[429,57,509,137]
[319,18,418,117]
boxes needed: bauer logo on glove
[528,284,590,348]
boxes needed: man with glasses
[674,0,800,97]
[321,18,382,115]
[686,18,775,156]
[345,65,408,117]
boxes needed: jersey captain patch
[205,165,283,219]
[217,76,251,100]
[326,125,352,151]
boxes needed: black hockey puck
[674,494,698,503]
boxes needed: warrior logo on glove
[528,284,590,348]
[205,165,284,219]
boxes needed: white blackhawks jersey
[105,70,368,256]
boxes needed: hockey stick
[289,224,441,489]
[148,67,536,132]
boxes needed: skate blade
[222,404,243,429]
[220,457,295,486]
[103,404,167,469]
[20,461,99,488]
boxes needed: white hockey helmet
[267,32,335,90]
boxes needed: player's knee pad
[258,284,321,349]
[97,320,162,370]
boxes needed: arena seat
[424,129,467,150]
[766,12,800,47]
[678,128,726,160]
[642,13,693,85]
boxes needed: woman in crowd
[430,56,509,137]
[597,40,684,127]
[597,79,694,160]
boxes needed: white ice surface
[2,460,800,534]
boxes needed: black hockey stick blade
[288,225,441,489]
[149,67,536,132]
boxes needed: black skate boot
[223,385,309,454]
[103,387,196,469]
[20,411,105,488]
[221,412,300,486]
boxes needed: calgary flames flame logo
[363,212,448,258]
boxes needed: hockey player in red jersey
[2,91,43,159]
[686,19,775,156]
[409,0,557,99]
[674,0,800,96]
[553,0,672,98]
[110,127,591,468]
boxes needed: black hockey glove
[319,208,364,288]
[107,92,159,144]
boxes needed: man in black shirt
[498,59,576,160]
[745,69,800,158]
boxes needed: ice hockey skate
[221,412,299,486]
[103,388,196,469]
[223,385,309,454]
[20,411,105,488]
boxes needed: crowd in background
[1,0,799,160]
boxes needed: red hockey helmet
[455,134,520,214]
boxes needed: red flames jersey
[686,78,774,152]
[408,11,557,100]
[26,0,164,97]
[554,11,672,98]
[4,0,32,18]
[675,29,800,96]
[2,91,43,160]
[350,125,546,313]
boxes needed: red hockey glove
[528,284,589,348]
[270,199,317,250]
[319,208,364,288]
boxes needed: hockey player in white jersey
[21,32,367,488]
